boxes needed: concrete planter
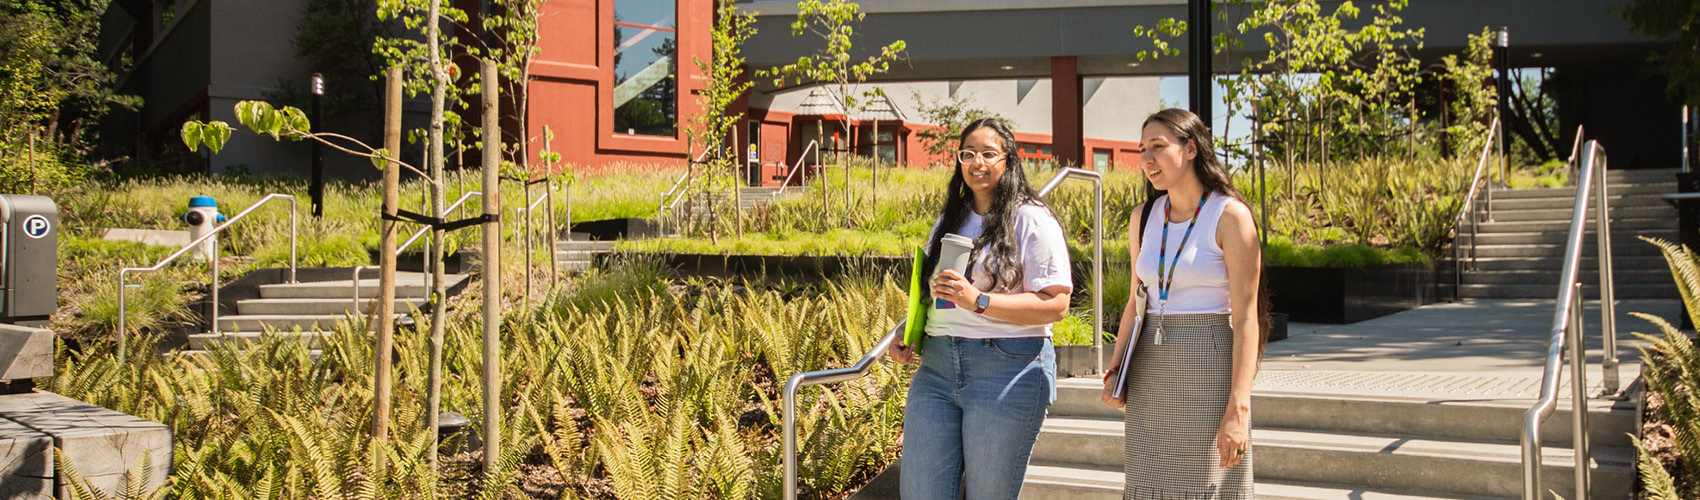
[1266,262,1437,323]
[601,252,910,282]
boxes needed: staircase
[188,272,467,349]
[1450,168,1680,299]
[738,186,789,210]
[1020,376,1636,499]
[556,235,615,272]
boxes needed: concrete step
[1453,269,1674,286]
[188,330,341,350]
[255,273,468,300]
[1491,182,1677,199]
[555,240,616,252]
[1458,230,1679,247]
[1475,205,1675,223]
[1467,242,1667,258]
[1051,379,1634,450]
[1472,218,1672,234]
[1482,194,1673,211]
[1020,464,1511,500]
[215,314,364,333]
[235,297,427,316]
[1450,255,1670,272]
[1459,283,1678,299]
[557,260,593,272]
[555,250,602,261]
[1026,417,1631,500]
[1603,168,1679,183]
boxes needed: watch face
[977,293,990,309]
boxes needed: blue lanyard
[1156,193,1209,302]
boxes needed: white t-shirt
[924,204,1073,339]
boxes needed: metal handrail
[1520,140,1619,500]
[783,321,903,500]
[774,140,819,198]
[1450,118,1500,300]
[1036,167,1105,373]
[117,193,298,361]
[1564,125,1586,185]
[780,167,1106,499]
[657,148,713,234]
[351,191,481,317]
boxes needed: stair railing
[658,148,713,236]
[117,193,298,362]
[1520,139,1619,500]
[779,167,1105,500]
[774,140,819,198]
[1564,125,1586,186]
[1451,117,1501,300]
[350,190,481,318]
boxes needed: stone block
[0,416,51,499]
[0,392,170,499]
[0,325,53,381]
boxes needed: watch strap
[974,293,990,314]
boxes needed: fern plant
[1632,236,1700,498]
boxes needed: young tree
[760,0,905,227]
[912,90,1014,163]
[687,0,757,241]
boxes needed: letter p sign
[22,215,49,239]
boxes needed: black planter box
[569,218,661,241]
[1266,262,1436,324]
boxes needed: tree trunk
[479,59,503,477]
[425,0,448,476]
[373,65,403,451]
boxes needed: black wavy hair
[921,118,1054,293]
[1140,108,1272,350]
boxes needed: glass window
[612,0,676,137]
[1094,149,1111,169]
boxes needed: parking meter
[0,195,57,326]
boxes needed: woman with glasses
[1101,108,1267,499]
[886,118,1073,499]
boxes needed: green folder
[904,245,929,353]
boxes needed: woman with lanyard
[1101,108,1267,499]
[888,118,1073,499]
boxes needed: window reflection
[613,0,676,137]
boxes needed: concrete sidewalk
[1255,298,1683,402]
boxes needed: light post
[310,72,325,218]
[1494,28,1510,184]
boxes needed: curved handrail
[1520,140,1617,500]
[117,193,297,362]
[780,167,1105,499]
[1451,118,1500,299]
[1036,167,1105,374]
[783,322,902,500]
[351,191,482,317]
[774,140,820,198]
[657,148,714,234]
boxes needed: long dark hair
[922,118,1052,293]
[1141,108,1272,350]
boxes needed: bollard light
[1496,28,1509,48]
[312,73,324,96]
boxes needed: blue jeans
[901,334,1057,500]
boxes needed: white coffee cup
[936,233,974,277]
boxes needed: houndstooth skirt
[1121,313,1253,500]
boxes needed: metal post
[211,232,220,337]
[782,376,802,500]
[1188,0,1213,130]
[1592,148,1618,393]
[1091,177,1104,372]
[1568,282,1591,500]
[311,73,325,218]
[1495,28,1511,187]
[117,271,128,364]
[1683,105,1691,174]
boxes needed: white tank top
[1134,193,1232,315]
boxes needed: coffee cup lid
[941,233,973,247]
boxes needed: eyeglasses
[957,150,1004,164]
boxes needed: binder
[1110,286,1149,401]
[904,246,929,353]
